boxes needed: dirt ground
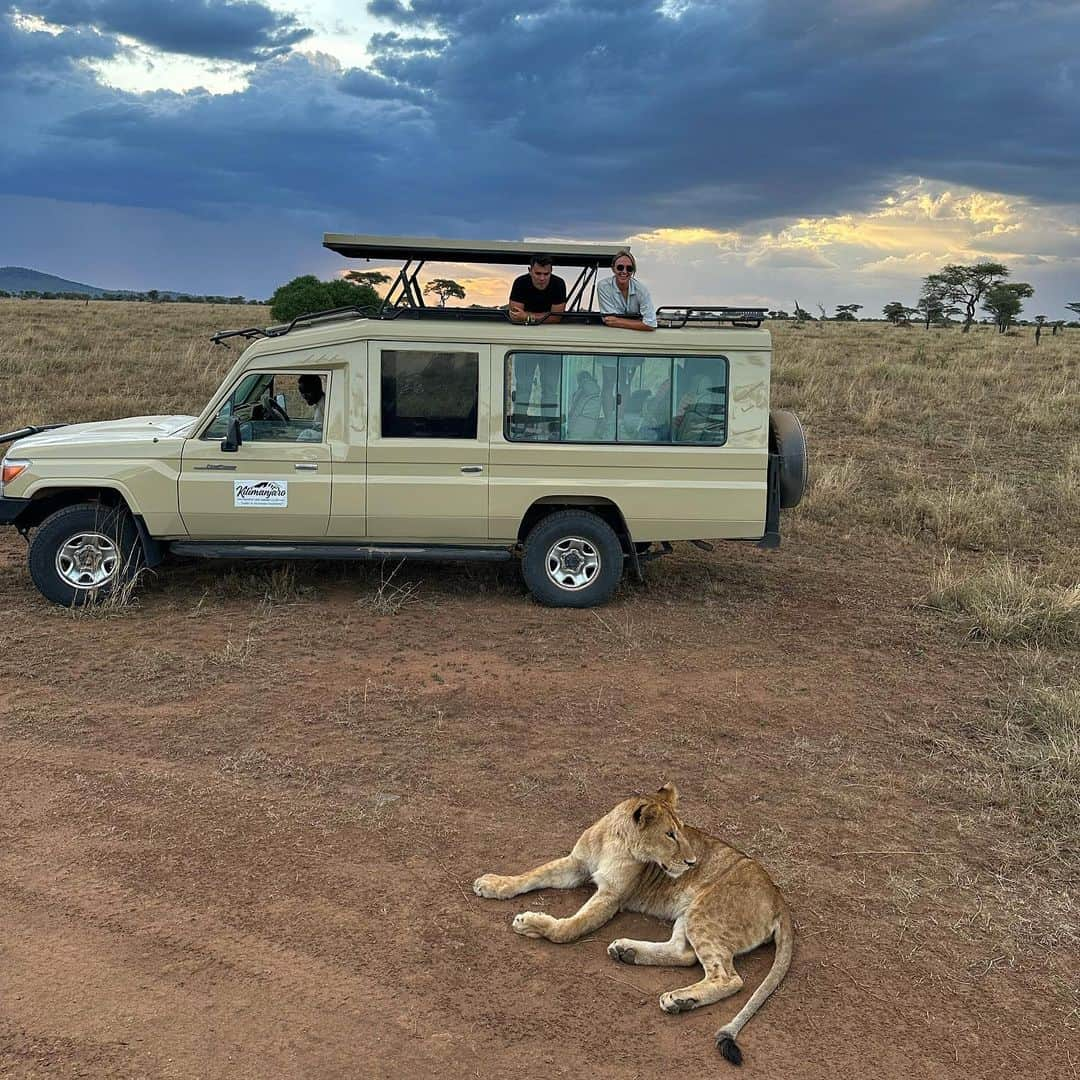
[0,527,1076,1079]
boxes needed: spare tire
[770,409,808,509]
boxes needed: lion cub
[474,783,793,1066]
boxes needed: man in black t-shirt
[508,254,567,437]
[509,254,567,325]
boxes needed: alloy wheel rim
[55,531,120,590]
[544,536,600,591]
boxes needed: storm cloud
[0,0,1077,303]
[19,0,312,61]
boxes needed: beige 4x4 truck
[0,236,807,609]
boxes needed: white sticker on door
[234,480,288,507]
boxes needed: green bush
[269,275,379,323]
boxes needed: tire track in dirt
[0,861,467,1078]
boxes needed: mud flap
[757,452,781,549]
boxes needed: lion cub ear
[656,782,679,807]
[632,802,659,827]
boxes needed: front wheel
[521,510,624,608]
[28,502,144,606]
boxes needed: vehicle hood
[9,415,197,454]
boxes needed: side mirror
[221,416,243,453]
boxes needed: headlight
[1,459,29,493]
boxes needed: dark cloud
[339,65,425,104]
[0,8,116,86]
[368,31,444,53]
[20,0,312,61]
[0,0,1078,298]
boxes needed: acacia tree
[424,278,466,306]
[923,263,1010,333]
[982,282,1033,333]
[917,276,952,329]
[883,301,917,325]
[345,270,391,293]
[1066,301,1080,324]
[834,303,862,321]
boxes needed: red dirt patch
[0,534,1075,1079]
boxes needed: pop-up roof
[323,233,625,310]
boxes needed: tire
[770,409,809,509]
[28,502,144,607]
[521,510,624,608]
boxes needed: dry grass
[891,477,1026,551]
[355,560,424,615]
[0,300,248,426]
[922,659,1080,857]
[925,556,1080,647]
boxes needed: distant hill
[0,266,109,296]
[0,267,260,304]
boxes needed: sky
[2,0,1079,318]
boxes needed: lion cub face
[628,783,697,879]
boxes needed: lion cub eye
[666,830,676,840]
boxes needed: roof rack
[212,305,380,347]
[324,233,623,313]
[657,306,767,328]
[210,302,768,345]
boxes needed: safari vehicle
[0,235,807,609]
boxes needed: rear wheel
[521,510,624,608]
[28,502,144,606]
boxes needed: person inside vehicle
[641,376,672,441]
[597,250,656,332]
[673,375,714,442]
[567,369,603,440]
[297,374,325,439]
[509,254,567,326]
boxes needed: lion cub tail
[714,902,795,1066]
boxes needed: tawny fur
[474,783,794,1064]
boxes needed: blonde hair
[611,249,636,272]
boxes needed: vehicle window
[506,352,727,445]
[617,356,672,443]
[203,372,327,443]
[380,350,479,439]
[672,358,728,443]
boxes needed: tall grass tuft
[892,477,1026,551]
[925,556,1080,646]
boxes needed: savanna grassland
[0,299,1077,1080]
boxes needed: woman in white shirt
[597,249,657,332]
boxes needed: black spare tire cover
[769,409,808,509]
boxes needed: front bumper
[0,495,31,526]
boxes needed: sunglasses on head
[614,263,634,273]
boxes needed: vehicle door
[365,341,490,540]
[179,369,331,539]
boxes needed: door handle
[460,465,484,474]
[294,463,319,471]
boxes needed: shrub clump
[925,556,1080,646]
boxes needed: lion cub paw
[512,911,555,938]
[607,940,637,964]
[660,991,700,1014]
[473,874,515,900]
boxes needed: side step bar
[169,541,515,563]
